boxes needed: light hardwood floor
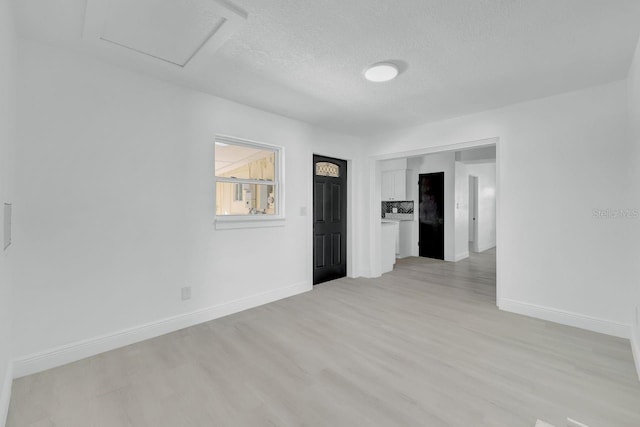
[8,249,640,426]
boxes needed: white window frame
[214,135,285,229]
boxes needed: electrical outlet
[181,286,191,301]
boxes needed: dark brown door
[313,155,347,285]
[418,172,445,260]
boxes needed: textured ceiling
[13,0,640,136]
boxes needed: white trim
[0,362,12,427]
[454,251,469,262]
[215,134,282,151]
[494,140,502,303]
[476,242,496,253]
[215,217,285,230]
[631,319,640,381]
[369,158,382,278]
[215,178,276,185]
[13,281,311,378]
[460,159,497,165]
[499,298,630,339]
[307,150,313,283]
[371,137,499,162]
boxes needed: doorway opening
[373,138,499,300]
[462,159,497,254]
[313,155,347,285]
[418,172,445,259]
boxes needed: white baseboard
[631,320,640,381]
[0,362,12,427]
[498,298,630,339]
[454,252,469,262]
[476,242,496,253]
[13,281,311,378]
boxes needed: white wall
[457,146,496,163]
[0,0,16,422]
[406,152,455,261]
[371,80,635,337]
[466,162,496,252]
[12,40,367,372]
[454,161,469,261]
[628,37,640,377]
[8,30,640,386]
[380,158,407,172]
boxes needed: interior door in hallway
[418,172,444,259]
[313,155,347,285]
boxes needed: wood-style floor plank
[7,249,640,426]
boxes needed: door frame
[312,154,348,285]
[369,137,501,302]
[468,175,479,252]
[418,172,445,260]
[308,152,353,286]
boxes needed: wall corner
[0,361,13,427]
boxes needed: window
[233,183,243,202]
[315,161,340,177]
[214,136,283,224]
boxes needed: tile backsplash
[381,201,414,220]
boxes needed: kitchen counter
[381,221,398,274]
[381,219,401,255]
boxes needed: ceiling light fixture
[364,62,399,82]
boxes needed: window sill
[214,215,286,230]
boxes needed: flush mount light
[364,62,399,82]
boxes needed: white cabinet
[382,171,395,201]
[381,170,407,201]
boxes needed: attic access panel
[84,0,247,67]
